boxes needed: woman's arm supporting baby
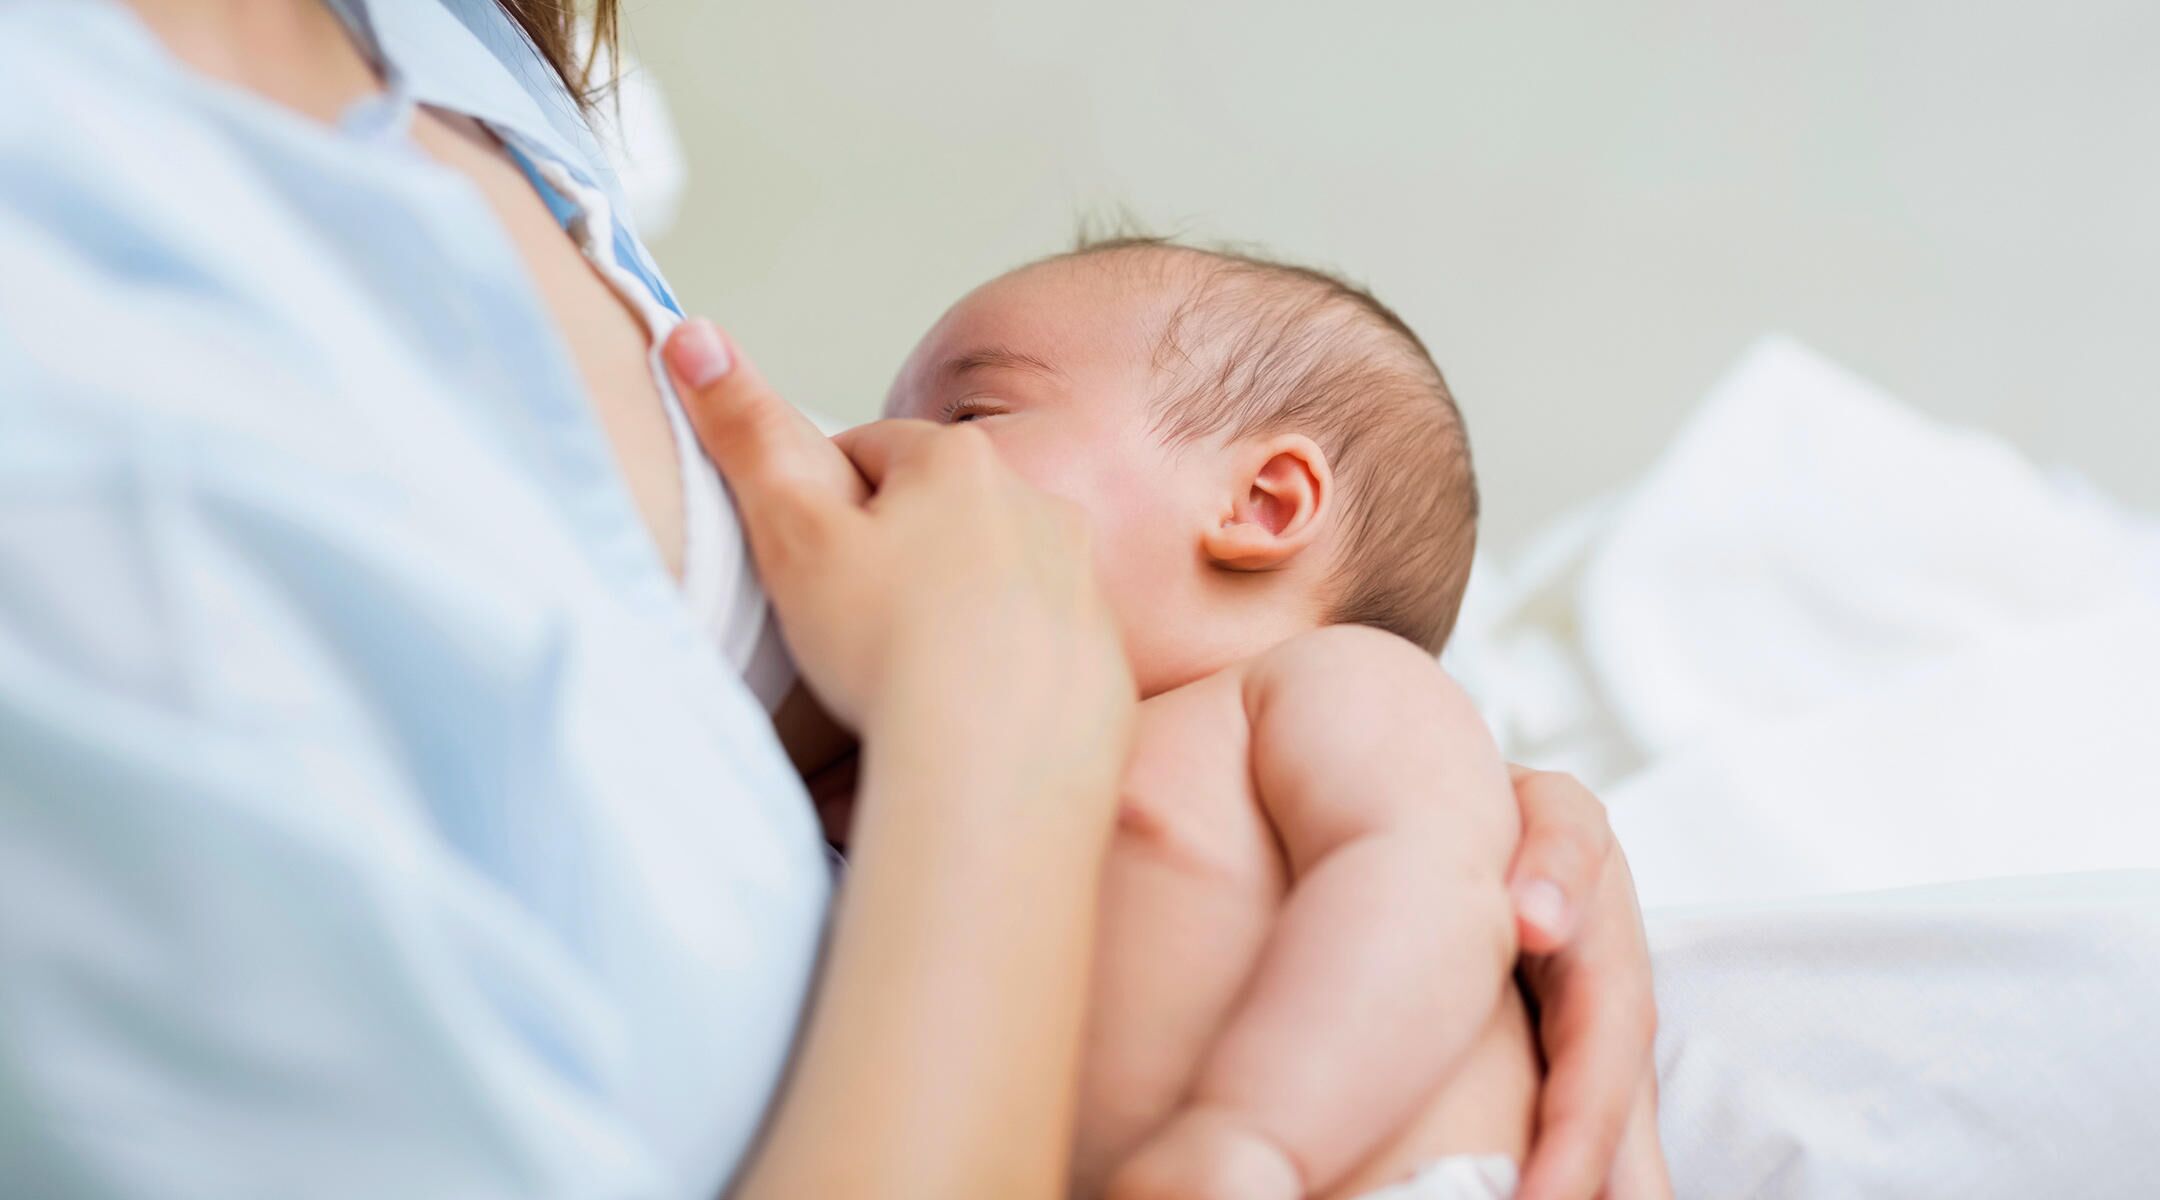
[1108,625,1531,1200]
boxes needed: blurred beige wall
[631,2,2158,549]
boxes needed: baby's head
[885,238,1476,697]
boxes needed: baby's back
[1075,630,1537,1200]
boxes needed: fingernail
[1514,879,1569,938]
[670,319,732,387]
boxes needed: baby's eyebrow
[941,346,1064,381]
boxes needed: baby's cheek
[983,429,1093,511]
[991,435,1148,581]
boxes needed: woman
[0,1,1662,1197]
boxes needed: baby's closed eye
[939,397,1009,424]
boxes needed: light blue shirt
[0,3,832,1197]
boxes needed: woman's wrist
[740,686,1117,1200]
[856,697,1124,847]
[862,652,1130,800]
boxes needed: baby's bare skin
[793,630,1537,1199]
[1079,627,1534,1200]
[868,246,1535,1197]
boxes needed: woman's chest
[409,108,689,577]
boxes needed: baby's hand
[1106,1107,1303,1200]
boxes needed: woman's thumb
[663,319,863,558]
[665,319,859,507]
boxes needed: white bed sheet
[1649,871,2160,1197]
[1445,337,2160,1195]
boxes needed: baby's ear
[1202,434,1332,571]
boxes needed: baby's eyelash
[938,397,1006,423]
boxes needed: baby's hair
[1046,233,1478,653]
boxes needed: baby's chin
[1125,639,1247,700]
[1121,602,1337,698]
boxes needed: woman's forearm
[665,331,1134,1198]
[734,697,1119,1200]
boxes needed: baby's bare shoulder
[1242,626,1509,853]
[1243,625,1479,729]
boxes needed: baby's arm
[1107,625,1522,1200]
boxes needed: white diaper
[1351,1155,1518,1200]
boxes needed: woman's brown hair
[495,0,620,110]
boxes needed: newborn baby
[878,239,1534,1200]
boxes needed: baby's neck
[1131,621,1326,701]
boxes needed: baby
[872,238,1536,1200]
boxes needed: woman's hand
[664,319,1134,1200]
[1506,767,1673,1200]
[664,321,1131,745]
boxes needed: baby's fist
[1105,1108,1302,1200]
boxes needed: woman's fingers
[662,317,1127,744]
[1605,1073,1674,1200]
[1506,768,1612,954]
[664,320,865,578]
[1505,766,1666,1200]
[1515,946,1656,1200]
[664,319,861,502]
[830,417,960,490]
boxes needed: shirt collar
[337,0,623,200]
